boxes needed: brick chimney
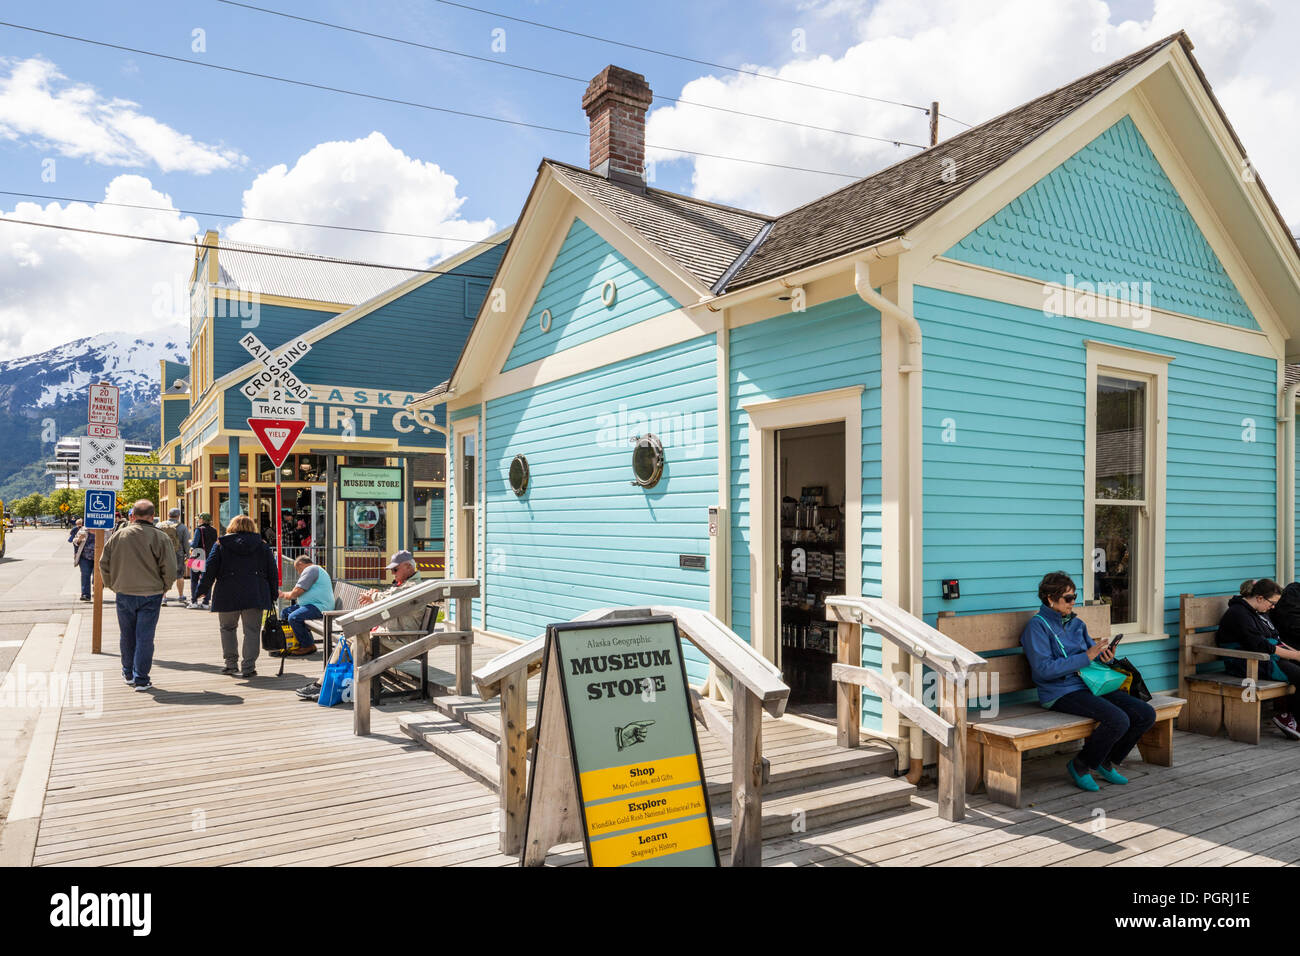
[582,65,653,186]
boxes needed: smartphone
[1108,633,1125,652]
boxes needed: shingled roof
[546,159,771,291]
[726,32,1188,289]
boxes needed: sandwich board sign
[521,615,718,867]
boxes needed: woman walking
[70,520,94,601]
[192,514,279,679]
[1020,571,1156,792]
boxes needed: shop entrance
[775,421,847,722]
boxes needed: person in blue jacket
[1020,571,1156,792]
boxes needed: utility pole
[929,101,939,147]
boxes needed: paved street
[0,528,85,679]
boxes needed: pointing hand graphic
[615,720,655,751]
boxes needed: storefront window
[217,492,249,526]
[296,454,326,482]
[347,500,387,549]
[411,453,446,482]
[212,455,247,483]
[413,487,445,551]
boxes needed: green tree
[13,492,44,519]
[48,487,83,523]
[121,452,160,511]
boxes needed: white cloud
[0,57,246,174]
[645,0,1298,231]
[0,175,199,357]
[225,132,497,268]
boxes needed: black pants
[1052,689,1157,770]
[1273,658,1300,713]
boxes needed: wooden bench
[937,605,1184,809]
[1179,593,1294,744]
[305,580,369,660]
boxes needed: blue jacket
[1020,605,1094,706]
[193,532,278,613]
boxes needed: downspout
[854,258,927,782]
[1280,381,1300,584]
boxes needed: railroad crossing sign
[238,332,311,407]
[248,417,307,468]
[78,435,125,490]
[84,490,116,530]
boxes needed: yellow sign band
[588,816,714,867]
[583,785,709,838]
[579,753,701,803]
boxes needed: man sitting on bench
[278,555,334,655]
[1021,571,1156,793]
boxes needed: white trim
[482,307,721,402]
[917,258,1280,360]
[715,313,731,627]
[742,386,864,668]
[1084,343,1170,638]
[451,416,480,627]
[478,403,486,632]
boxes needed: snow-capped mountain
[0,326,188,408]
[0,326,187,501]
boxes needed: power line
[0,189,512,249]
[0,216,501,278]
[217,0,938,146]
[431,0,935,115]
[0,20,921,177]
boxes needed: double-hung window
[1084,342,1170,637]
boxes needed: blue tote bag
[318,639,354,708]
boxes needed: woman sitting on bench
[1218,578,1300,740]
[1021,571,1156,792]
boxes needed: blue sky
[0,0,1295,358]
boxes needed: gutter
[1280,380,1300,583]
[853,252,927,781]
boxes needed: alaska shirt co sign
[523,616,718,867]
[338,466,404,501]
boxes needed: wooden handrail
[336,578,479,638]
[825,596,987,678]
[480,605,789,865]
[474,605,789,717]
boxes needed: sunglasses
[1059,593,1077,603]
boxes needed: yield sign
[248,417,307,468]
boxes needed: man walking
[157,508,189,606]
[100,499,175,691]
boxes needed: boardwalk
[16,577,1300,866]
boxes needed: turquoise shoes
[1066,760,1100,792]
[1095,763,1129,785]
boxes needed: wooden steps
[395,684,916,856]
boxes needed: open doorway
[776,421,847,722]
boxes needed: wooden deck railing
[335,578,480,736]
[473,605,790,866]
[824,595,988,822]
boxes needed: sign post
[240,334,312,580]
[248,418,307,579]
[82,382,122,654]
[521,615,718,867]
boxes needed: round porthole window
[539,308,552,332]
[508,454,530,496]
[630,434,664,488]
[601,279,618,308]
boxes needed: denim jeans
[78,557,94,599]
[117,592,163,683]
[285,603,322,647]
[1052,688,1157,769]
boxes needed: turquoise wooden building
[412,37,1300,765]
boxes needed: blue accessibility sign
[84,490,117,530]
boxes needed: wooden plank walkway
[26,599,1300,866]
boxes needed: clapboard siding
[948,115,1258,330]
[502,218,680,372]
[918,284,1276,695]
[728,295,883,728]
[482,336,718,684]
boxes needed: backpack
[158,520,183,553]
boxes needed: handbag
[1038,613,1127,697]
[1108,656,1152,702]
[318,638,354,708]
